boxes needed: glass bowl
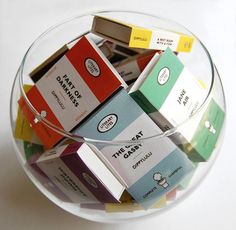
[10,10,226,223]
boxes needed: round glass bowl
[10,10,226,223]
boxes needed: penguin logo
[84,58,100,77]
[157,67,170,85]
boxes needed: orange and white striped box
[19,35,127,148]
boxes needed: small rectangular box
[177,98,225,162]
[115,51,157,84]
[80,203,105,211]
[130,48,207,130]
[18,35,127,148]
[92,15,194,52]
[99,40,146,64]
[98,41,114,59]
[31,142,126,203]
[27,152,72,202]
[130,48,225,161]
[29,35,112,83]
[23,141,44,160]
[74,89,194,208]
[30,45,69,83]
[166,188,177,201]
[104,196,167,213]
[105,40,145,58]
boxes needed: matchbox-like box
[130,48,224,162]
[18,35,127,148]
[31,142,126,203]
[74,89,194,208]
[130,48,207,131]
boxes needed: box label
[36,56,100,131]
[149,30,179,51]
[95,113,177,187]
[127,149,193,208]
[131,48,206,127]
[129,27,152,49]
[159,67,206,126]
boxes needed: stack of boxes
[15,15,225,211]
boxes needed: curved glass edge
[17,10,216,145]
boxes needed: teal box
[129,47,224,163]
[74,89,143,141]
[130,47,183,114]
[74,89,194,208]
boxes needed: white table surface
[1,0,236,229]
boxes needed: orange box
[19,35,127,148]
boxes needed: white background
[1,0,236,229]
